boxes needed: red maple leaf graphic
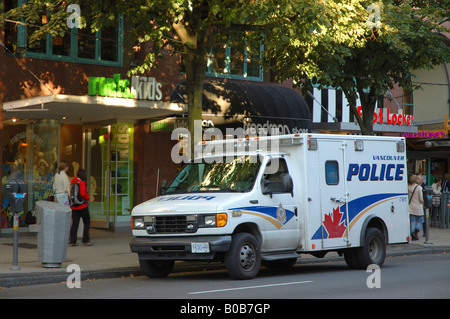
[323,207,346,238]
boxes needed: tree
[260,0,450,135]
[1,0,265,155]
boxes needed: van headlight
[132,216,155,230]
[202,213,227,228]
[132,217,145,229]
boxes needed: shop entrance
[83,126,111,229]
[82,123,134,230]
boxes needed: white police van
[130,134,410,279]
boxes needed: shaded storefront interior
[2,94,184,231]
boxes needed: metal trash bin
[36,201,72,268]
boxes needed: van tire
[139,259,174,278]
[343,248,362,269]
[355,228,386,269]
[225,233,261,280]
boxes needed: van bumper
[129,235,232,261]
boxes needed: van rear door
[318,139,350,249]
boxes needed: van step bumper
[261,251,300,261]
[129,235,232,261]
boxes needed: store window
[207,30,263,81]
[2,120,59,228]
[4,0,123,66]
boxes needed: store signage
[151,118,216,132]
[401,130,447,139]
[151,118,188,132]
[88,74,162,101]
[357,106,413,126]
[243,120,309,135]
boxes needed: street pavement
[1,225,450,288]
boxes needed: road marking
[188,280,314,295]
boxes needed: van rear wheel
[225,233,261,280]
[354,228,386,269]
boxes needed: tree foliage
[1,0,265,154]
[260,0,450,134]
[2,0,449,137]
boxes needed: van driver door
[258,156,300,251]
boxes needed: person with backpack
[69,169,92,246]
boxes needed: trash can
[36,201,72,268]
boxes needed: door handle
[330,197,346,203]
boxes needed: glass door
[83,126,111,229]
[82,123,134,230]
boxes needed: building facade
[1,3,426,233]
[406,62,450,186]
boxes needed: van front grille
[154,216,187,233]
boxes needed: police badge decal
[276,203,286,225]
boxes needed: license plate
[191,242,210,253]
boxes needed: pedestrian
[408,174,424,241]
[431,177,442,225]
[69,169,93,246]
[417,174,428,237]
[53,161,70,206]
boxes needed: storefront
[2,91,185,232]
[405,116,450,186]
[169,78,313,135]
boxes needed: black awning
[170,78,312,134]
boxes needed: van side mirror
[261,178,272,197]
[280,173,293,195]
[160,180,167,195]
[261,173,293,198]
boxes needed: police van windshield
[165,155,261,194]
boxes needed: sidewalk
[1,226,450,288]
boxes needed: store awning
[170,79,312,133]
[2,94,186,125]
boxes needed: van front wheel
[139,259,174,278]
[225,233,261,280]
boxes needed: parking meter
[423,186,432,243]
[5,179,27,270]
[6,179,27,213]
[423,186,432,209]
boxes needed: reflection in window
[325,161,339,185]
[230,32,244,76]
[26,9,47,54]
[4,0,19,54]
[78,30,96,60]
[210,42,226,74]
[3,0,122,66]
[207,30,263,81]
[101,26,119,62]
[166,156,261,194]
[52,32,71,56]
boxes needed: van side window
[263,158,289,192]
[325,161,339,185]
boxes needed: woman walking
[408,174,424,241]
